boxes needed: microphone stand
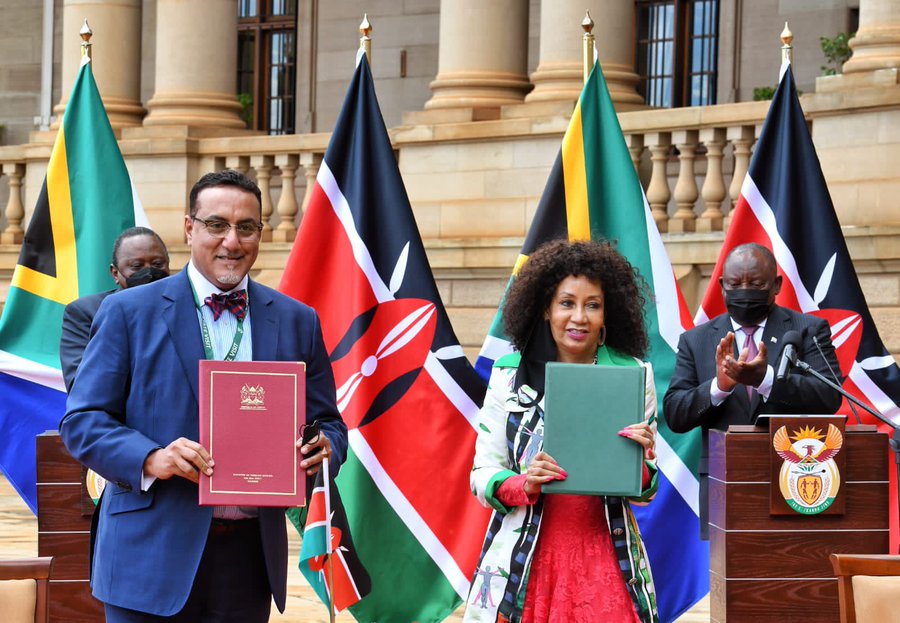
[794,357,900,553]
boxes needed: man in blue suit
[61,170,348,622]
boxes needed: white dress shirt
[142,264,257,519]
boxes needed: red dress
[496,475,643,623]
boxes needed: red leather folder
[199,360,306,507]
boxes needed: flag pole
[359,14,372,67]
[778,22,793,81]
[324,456,335,623]
[780,22,793,66]
[582,11,594,84]
[80,18,93,61]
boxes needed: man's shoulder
[65,289,116,316]
[770,305,828,331]
[99,275,180,314]
[682,313,729,338]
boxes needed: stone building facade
[0,0,897,365]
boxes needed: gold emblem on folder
[240,384,267,411]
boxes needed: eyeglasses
[191,216,263,239]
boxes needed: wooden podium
[36,431,105,623]
[709,423,889,623]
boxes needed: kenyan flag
[296,458,371,613]
[280,53,489,622]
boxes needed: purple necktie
[740,326,759,400]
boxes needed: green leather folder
[542,363,645,497]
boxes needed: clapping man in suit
[60,226,170,391]
[664,243,842,539]
[60,170,348,622]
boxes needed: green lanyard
[190,281,246,361]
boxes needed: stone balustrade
[618,100,770,234]
[0,136,329,259]
[0,146,27,247]
[192,133,329,244]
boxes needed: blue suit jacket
[60,269,347,616]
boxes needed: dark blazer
[60,268,347,616]
[60,289,116,392]
[663,305,842,537]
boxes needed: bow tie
[204,289,248,321]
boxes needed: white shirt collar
[187,260,249,303]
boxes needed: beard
[218,270,242,286]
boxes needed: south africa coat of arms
[773,424,843,514]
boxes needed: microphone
[776,330,802,382]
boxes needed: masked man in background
[60,226,170,391]
[664,243,842,539]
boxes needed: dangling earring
[598,325,606,346]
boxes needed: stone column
[593,1,644,108]
[425,0,531,110]
[527,1,643,109]
[54,0,145,129]
[842,0,900,74]
[143,0,244,128]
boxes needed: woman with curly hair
[464,239,659,623]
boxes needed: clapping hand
[716,331,768,391]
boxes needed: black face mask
[125,267,169,289]
[724,288,772,326]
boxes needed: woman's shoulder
[483,357,521,402]
[493,352,521,369]
[602,345,651,369]
[487,357,518,388]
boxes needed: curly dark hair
[503,239,649,359]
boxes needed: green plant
[237,92,253,128]
[752,85,803,101]
[820,32,854,76]
[753,86,776,101]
